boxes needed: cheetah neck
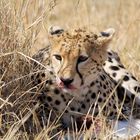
[67,68,110,101]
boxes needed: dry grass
[0,0,140,139]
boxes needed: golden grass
[0,0,140,139]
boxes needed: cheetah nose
[60,78,74,86]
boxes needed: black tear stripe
[76,63,84,85]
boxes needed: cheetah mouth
[58,82,77,90]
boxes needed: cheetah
[31,26,140,138]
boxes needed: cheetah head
[48,26,115,95]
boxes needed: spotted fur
[31,26,140,138]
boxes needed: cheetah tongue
[58,82,64,88]
[58,82,76,90]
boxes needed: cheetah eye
[78,55,89,63]
[53,54,62,61]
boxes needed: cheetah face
[48,26,115,94]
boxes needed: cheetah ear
[48,26,64,36]
[96,28,115,47]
